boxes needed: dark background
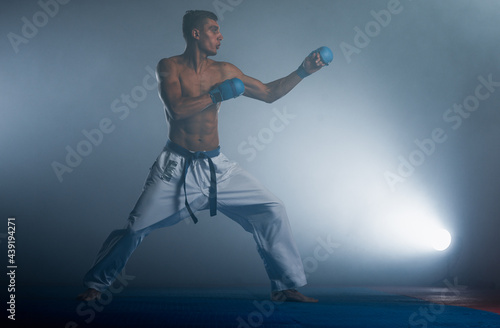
[1,0,499,292]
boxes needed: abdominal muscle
[167,104,221,152]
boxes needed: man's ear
[192,28,200,40]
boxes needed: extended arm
[156,58,214,121]
[242,72,301,104]
[233,51,328,104]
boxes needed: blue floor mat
[10,286,500,328]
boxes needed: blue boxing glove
[315,46,334,66]
[209,78,245,103]
[296,46,333,78]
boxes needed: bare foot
[271,289,318,303]
[77,288,102,301]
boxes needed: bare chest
[178,67,223,98]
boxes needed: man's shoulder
[158,55,182,69]
[210,60,234,68]
[210,60,241,74]
[157,56,189,81]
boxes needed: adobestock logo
[237,106,296,162]
[7,0,72,54]
[384,73,500,192]
[51,65,157,183]
[236,235,339,328]
[408,277,465,328]
[65,270,135,328]
[340,0,413,64]
[212,0,244,21]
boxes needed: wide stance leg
[82,227,147,292]
[83,149,191,292]
[216,164,307,292]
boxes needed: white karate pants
[83,141,307,292]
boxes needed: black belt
[166,140,220,224]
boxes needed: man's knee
[266,199,287,220]
[125,216,149,237]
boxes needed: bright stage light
[372,195,453,253]
[431,229,451,251]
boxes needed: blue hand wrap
[296,64,310,79]
[209,78,245,104]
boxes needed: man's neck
[183,44,209,74]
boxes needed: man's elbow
[263,94,280,104]
[248,86,279,103]
[261,89,279,103]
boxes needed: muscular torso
[164,56,230,151]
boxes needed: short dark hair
[182,10,218,42]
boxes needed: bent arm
[156,58,214,121]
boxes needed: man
[78,10,330,303]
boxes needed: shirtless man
[78,10,330,303]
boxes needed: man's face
[196,19,223,56]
